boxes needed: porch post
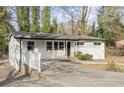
[58,42,59,50]
[64,41,65,57]
[76,41,77,55]
[65,41,67,57]
[52,41,54,59]
[38,53,41,72]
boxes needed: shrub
[106,60,120,72]
[74,51,82,60]
[81,54,93,61]
[74,51,93,61]
[76,51,82,56]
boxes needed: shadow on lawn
[0,69,28,86]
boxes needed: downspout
[19,39,22,72]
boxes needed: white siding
[71,41,105,59]
[40,40,66,59]
[9,37,105,72]
[21,40,67,71]
[9,37,41,72]
[21,40,41,72]
[9,36,20,70]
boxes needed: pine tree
[16,6,30,32]
[97,6,124,46]
[90,22,96,36]
[42,6,51,33]
[52,18,57,33]
[97,7,114,41]
[31,6,40,32]
[0,7,10,59]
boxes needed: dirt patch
[80,64,124,73]
[107,56,124,63]
[0,54,8,60]
[29,70,41,80]
[118,65,124,72]
[0,62,14,80]
[81,64,106,70]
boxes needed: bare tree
[79,6,91,34]
[59,6,92,35]
[98,6,124,38]
[60,7,77,34]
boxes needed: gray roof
[11,31,105,41]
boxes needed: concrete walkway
[1,61,124,87]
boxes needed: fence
[22,52,41,72]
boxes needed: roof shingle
[11,31,105,41]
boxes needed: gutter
[14,37,105,41]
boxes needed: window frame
[54,42,58,50]
[46,42,52,51]
[77,42,84,46]
[27,41,34,51]
[59,42,64,50]
[94,42,101,46]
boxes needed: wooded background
[1,6,124,59]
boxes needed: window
[54,42,58,50]
[46,42,52,50]
[27,41,34,51]
[59,42,64,50]
[94,42,101,46]
[77,42,84,46]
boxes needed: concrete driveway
[1,60,124,87]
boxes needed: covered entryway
[44,41,72,60]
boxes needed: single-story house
[9,31,105,72]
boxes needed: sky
[51,6,99,25]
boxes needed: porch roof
[11,31,105,41]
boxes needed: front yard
[1,59,124,86]
[70,55,124,73]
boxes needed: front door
[67,42,71,57]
